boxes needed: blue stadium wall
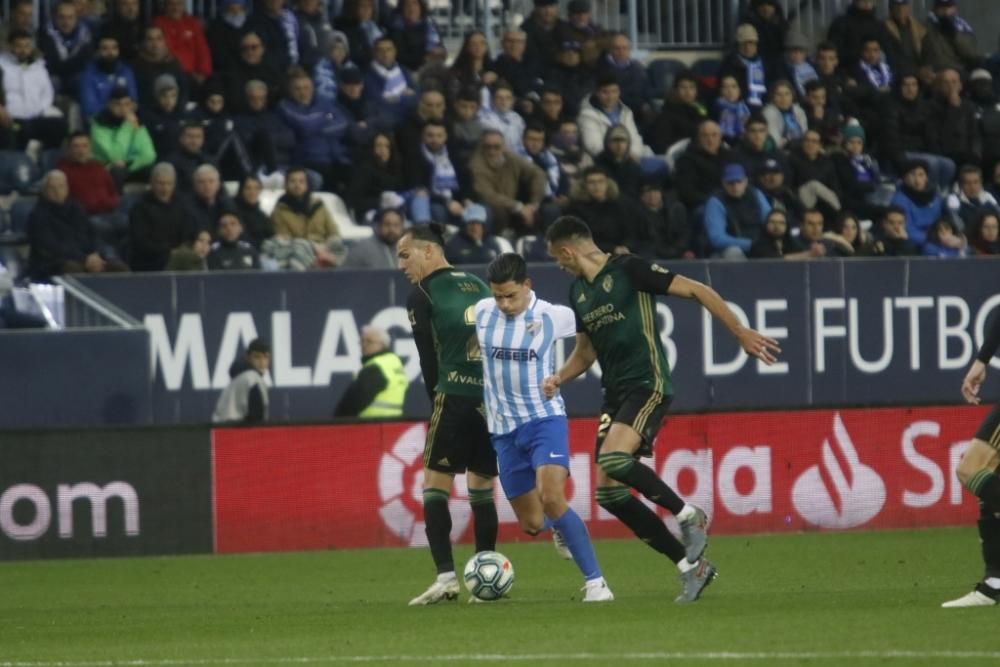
[43,257,998,427]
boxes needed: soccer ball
[463,551,514,601]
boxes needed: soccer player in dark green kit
[397,226,499,606]
[542,216,782,602]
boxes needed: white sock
[585,576,606,588]
[984,577,1000,590]
[436,572,457,583]
[677,558,696,573]
[676,504,696,522]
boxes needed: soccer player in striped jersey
[398,226,499,606]
[542,216,781,603]
[943,310,1000,608]
[476,253,613,602]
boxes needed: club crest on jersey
[651,263,669,274]
[526,321,541,335]
[602,275,614,292]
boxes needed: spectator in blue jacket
[364,36,417,127]
[703,162,772,259]
[79,35,138,120]
[278,67,351,191]
[921,217,968,258]
[890,159,944,250]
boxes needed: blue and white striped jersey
[475,292,578,435]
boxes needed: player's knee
[519,515,545,535]
[957,441,996,486]
[538,487,567,516]
[597,451,634,482]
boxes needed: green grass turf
[1,527,998,666]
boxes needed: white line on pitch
[3,652,1000,665]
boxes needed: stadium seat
[515,235,549,262]
[691,57,722,91]
[313,191,374,241]
[258,190,280,216]
[40,149,63,174]
[665,138,690,173]
[495,235,514,255]
[0,151,38,195]
[223,181,239,198]
[9,197,37,236]
[647,58,687,100]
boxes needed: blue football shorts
[491,416,570,500]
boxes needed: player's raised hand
[962,360,986,405]
[542,374,561,399]
[737,327,782,365]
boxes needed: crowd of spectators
[1,0,998,283]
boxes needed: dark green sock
[979,503,1000,580]
[598,452,685,515]
[423,488,453,574]
[596,486,685,563]
[468,487,497,553]
[966,470,1000,513]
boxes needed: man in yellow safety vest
[334,325,409,418]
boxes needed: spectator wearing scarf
[38,0,93,96]
[404,120,470,225]
[478,81,526,152]
[719,24,767,109]
[364,36,417,126]
[762,80,807,149]
[518,122,565,199]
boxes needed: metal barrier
[55,275,144,330]
[6,0,934,51]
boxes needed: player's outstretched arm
[543,333,597,399]
[667,274,782,365]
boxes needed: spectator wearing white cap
[719,23,768,109]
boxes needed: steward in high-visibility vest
[334,349,409,418]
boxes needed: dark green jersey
[570,254,675,404]
[408,267,491,398]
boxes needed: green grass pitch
[2,528,998,666]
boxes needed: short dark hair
[545,215,593,244]
[959,164,983,181]
[67,131,90,144]
[402,223,446,248]
[523,121,546,137]
[802,207,825,223]
[487,252,527,284]
[247,339,271,355]
[8,29,31,44]
[422,119,447,133]
[884,204,906,221]
[456,86,481,104]
[816,41,837,53]
[803,79,826,94]
[595,72,620,90]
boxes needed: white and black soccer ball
[463,551,514,601]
